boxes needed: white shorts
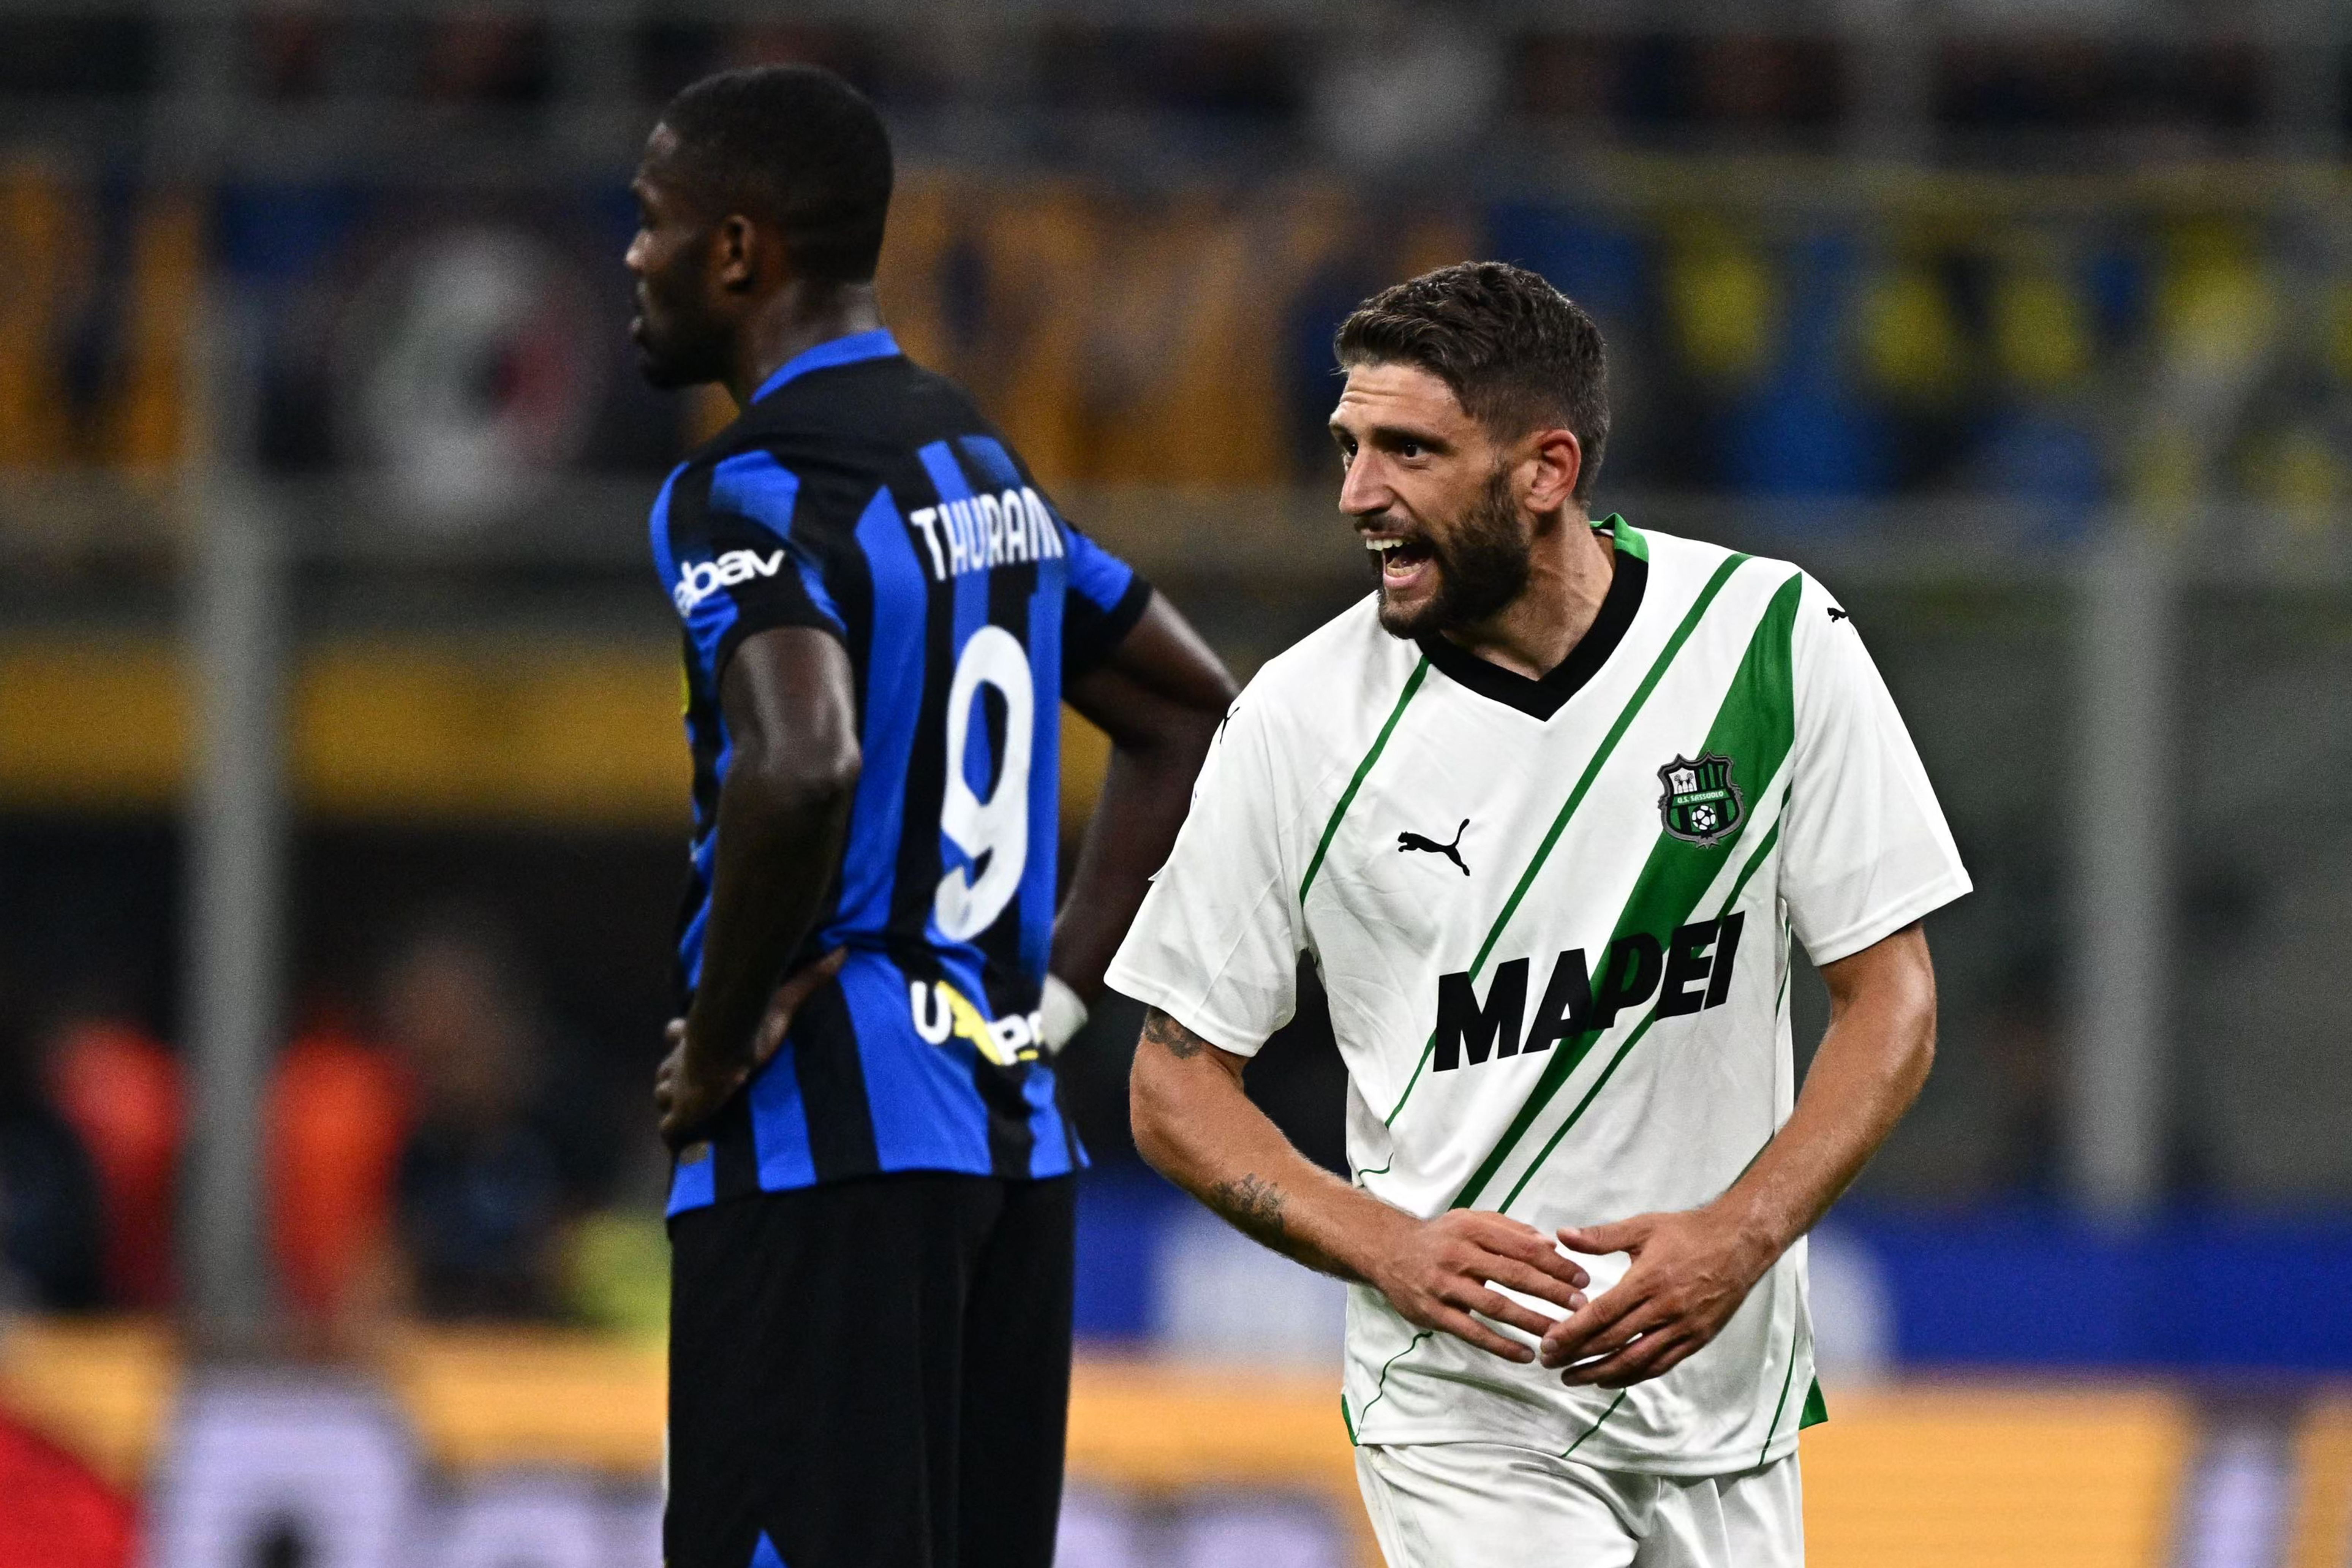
[1355,1442,1802,1568]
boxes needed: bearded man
[1110,261,1969,1567]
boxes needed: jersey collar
[748,328,902,405]
[1415,517,1648,721]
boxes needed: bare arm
[1131,1006,1590,1365]
[1538,921,1938,1386]
[1053,593,1236,1002]
[656,627,860,1146]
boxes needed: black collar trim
[1415,549,1649,721]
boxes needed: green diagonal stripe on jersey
[1378,552,1753,1128]
[1493,816,1784,1214]
[1299,656,1430,904]
[1453,571,1804,1211]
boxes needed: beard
[1375,462,1533,641]
[632,251,733,390]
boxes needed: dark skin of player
[625,123,1236,1145]
[1129,362,1939,1386]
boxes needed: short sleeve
[1104,690,1304,1056]
[1059,518,1152,676]
[666,450,851,681]
[1777,575,1972,965]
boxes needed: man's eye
[1399,441,1423,459]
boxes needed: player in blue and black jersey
[626,65,1236,1568]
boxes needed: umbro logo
[1399,818,1470,876]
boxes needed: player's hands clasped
[1538,1207,1777,1388]
[1366,1209,1592,1365]
[656,948,847,1147]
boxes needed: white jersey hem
[1798,868,1974,967]
[1103,966,1268,1059]
[1350,1421,1806,1480]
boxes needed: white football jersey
[1107,516,1969,1476]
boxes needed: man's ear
[1522,428,1584,515]
[713,213,760,294]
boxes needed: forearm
[1711,930,1936,1261]
[683,764,854,1077]
[1051,722,1217,999]
[1130,1008,1411,1281]
[1055,591,1237,1001]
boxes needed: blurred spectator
[376,915,606,1321]
[419,16,552,107]
[0,1015,102,1312]
[1307,2,1502,172]
[42,1015,181,1309]
[268,1010,412,1327]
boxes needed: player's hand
[1364,1209,1592,1365]
[1537,1208,1776,1388]
[656,949,847,1148]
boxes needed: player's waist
[800,939,1052,1067]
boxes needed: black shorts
[665,1171,1076,1568]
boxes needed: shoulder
[744,353,979,450]
[1229,595,1420,749]
[1618,520,1758,593]
[680,408,893,541]
[1622,521,1827,628]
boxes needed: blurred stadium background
[2,0,2351,1563]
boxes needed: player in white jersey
[1109,263,1967,1566]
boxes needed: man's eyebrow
[1343,419,1452,450]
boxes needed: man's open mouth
[1365,534,1435,584]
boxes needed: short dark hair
[1336,261,1611,499]
[659,64,894,283]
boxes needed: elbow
[1108,694,1227,770]
[1898,994,1938,1100]
[1166,702,1227,771]
[1200,664,1241,712]
[732,739,862,814]
[1127,1052,1183,1179]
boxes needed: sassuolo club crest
[1657,753,1744,847]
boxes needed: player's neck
[729,281,886,407]
[1440,511,1614,680]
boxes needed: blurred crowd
[78,11,2282,161]
[16,160,2346,528]
[0,914,664,1335]
[4,12,2342,526]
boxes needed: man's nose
[1338,455,1389,517]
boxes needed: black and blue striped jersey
[651,330,1148,1214]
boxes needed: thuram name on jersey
[1435,914,1744,1073]
[907,487,1065,582]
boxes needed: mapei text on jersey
[1433,913,1746,1073]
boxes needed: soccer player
[624,66,1236,1568]
[1112,262,1968,1566]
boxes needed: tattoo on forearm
[1209,1173,1287,1244]
[1142,1007,1207,1059]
